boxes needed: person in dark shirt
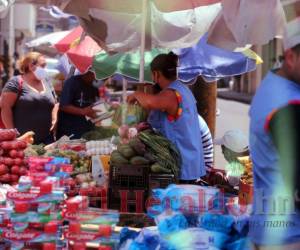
[57,70,99,139]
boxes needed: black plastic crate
[148,173,177,190]
[109,164,150,189]
[108,187,148,213]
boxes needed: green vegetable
[111,150,129,165]
[151,163,172,173]
[129,137,146,156]
[130,156,150,165]
[82,127,118,140]
[139,130,181,178]
[117,144,136,159]
[113,104,148,126]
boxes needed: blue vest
[249,71,300,245]
[148,80,206,180]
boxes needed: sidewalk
[217,88,253,105]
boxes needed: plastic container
[109,164,149,189]
[148,174,176,190]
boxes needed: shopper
[198,115,214,170]
[1,52,57,144]
[215,130,249,186]
[249,29,300,248]
[127,52,206,182]
[57,70,99,139]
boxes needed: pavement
[217,88,253,104]
[215,98,250,169]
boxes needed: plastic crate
[108,187,148,213]
[148,174,177,190]
[109,164,150,189]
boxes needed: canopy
[51,0,286,52]
[25,30,71,56]
[90,36,260,83]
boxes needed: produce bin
[109,164,150,189]
[148,173,177,189]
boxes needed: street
[214,98,250,169]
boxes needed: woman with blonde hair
[1,52,57,144]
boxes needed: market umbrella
[54,26,84,53]
[174,34,261,82]
[66,36,102,73]
[90,36,261,83]
[52,0,286,80]
[25,30,70,56]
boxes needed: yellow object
[18,131,35,144]
[242,49,263,65]
[100,155,111,172]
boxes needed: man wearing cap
[215,130,249,186]
[249,17,300,249]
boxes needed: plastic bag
[148,184,222,217]
[113,104,147,126]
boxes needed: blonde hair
[18,52,43,74]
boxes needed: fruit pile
[238,156,253,185]
[0,129,28,184]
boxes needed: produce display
[0,129,28,185]
[86,140,114,156]
[238,156,253,185]
[139,130,181,177]
[45,149,91,174]
[111,124,181,178]
[82,127,118,141]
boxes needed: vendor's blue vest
[148,80,206,180]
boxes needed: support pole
[139,0,147,82]
[190,77,217,138]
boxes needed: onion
[128,127,138,139]
[118,125,129,139]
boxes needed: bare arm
[1,92,18,129]
[127,90,178,116]
[60,105,97,119]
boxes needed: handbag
[0,76,24,129]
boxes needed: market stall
[0,94,253,249]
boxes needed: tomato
[19,167,28,176]
[11,166,20,175]
[16,141,27,150]
[0,129,17,141]
[0,164,8,175]
[16,151,25,159]
[0,174,11,183]
[9,150,18,159]
[3,158,14,166]
[13,158,23,166]
[1,142,10,150]
[10,174,19,182]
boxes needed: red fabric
[54,26,83,53]
[66,36,102,73]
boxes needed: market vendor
[127,52,206,182]
[57,70,99,139]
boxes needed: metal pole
[122,77,128,125]
[139,0,147,82]
[8,4,14,78]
